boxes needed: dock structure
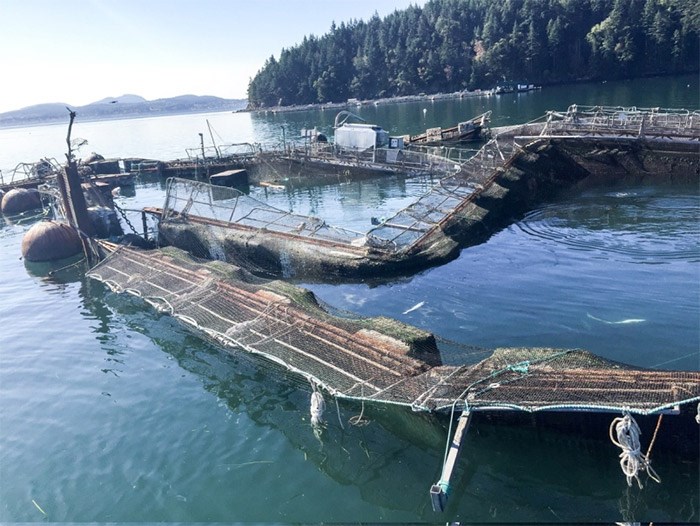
[122,138,462,186]
[152,106,700,281]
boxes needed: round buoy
[1,188,42,215]
[21,220,83,262]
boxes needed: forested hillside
[247,0,699,108]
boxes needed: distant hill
[0,94,248,127]
[91,94,147,104]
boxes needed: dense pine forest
[247,0,699,108]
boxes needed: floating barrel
[1,188,42,215]
[21,220,83,262]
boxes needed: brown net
[88,245,700,415]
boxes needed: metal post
[142,210,149,240]
[207,119,221,159]
[430,409,472,512]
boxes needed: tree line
[247,0,698,108]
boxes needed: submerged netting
[158,136,514,262]
[88,245,700,415]
[157,178,406,278]
[278,144,463,178]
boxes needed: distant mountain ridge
[91,94,147,104]
[0,94,248,127]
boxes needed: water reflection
[82,278,698,522]
[248,74,699,145]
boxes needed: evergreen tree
[246,0,698,107]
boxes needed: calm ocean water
[0,75,698,522]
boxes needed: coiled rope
[609,412,661,488]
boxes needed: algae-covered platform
[88,244,699,416]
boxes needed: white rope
[349,399,370,427]
[334,397,345,430]
[310,381,325,427]
[609,412,661,488]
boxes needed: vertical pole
[142,210,149,241]
[430,410,472,512]
[207,120,221,159]
[63,109,96,262]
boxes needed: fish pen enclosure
[542,104,700,138]
[153,116,695,282]
[88,245,700,417]
[244,144,462,186]
[88,244,700,512]
[153,139,529,281]
[154,178,464,280]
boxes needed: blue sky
[0,0,422,113]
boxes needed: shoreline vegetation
[240,72,698,116]
[247,0,699,110]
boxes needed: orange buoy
[21,220,83,262]
[1,188,42,215]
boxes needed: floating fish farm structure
[88,243,699,511]
[13,105,698,513]
[150,105,700,281]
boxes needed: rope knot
[609,412,661,488]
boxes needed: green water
[0,74,698,522]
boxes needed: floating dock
[407,111,491,145]
[150,106,700,281]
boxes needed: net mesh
[534,105,700,139]
[158,137,512,259]
[156,106,699,278]
[88,245,700,415]
[367,139,513,248]
[161,178,365,246]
